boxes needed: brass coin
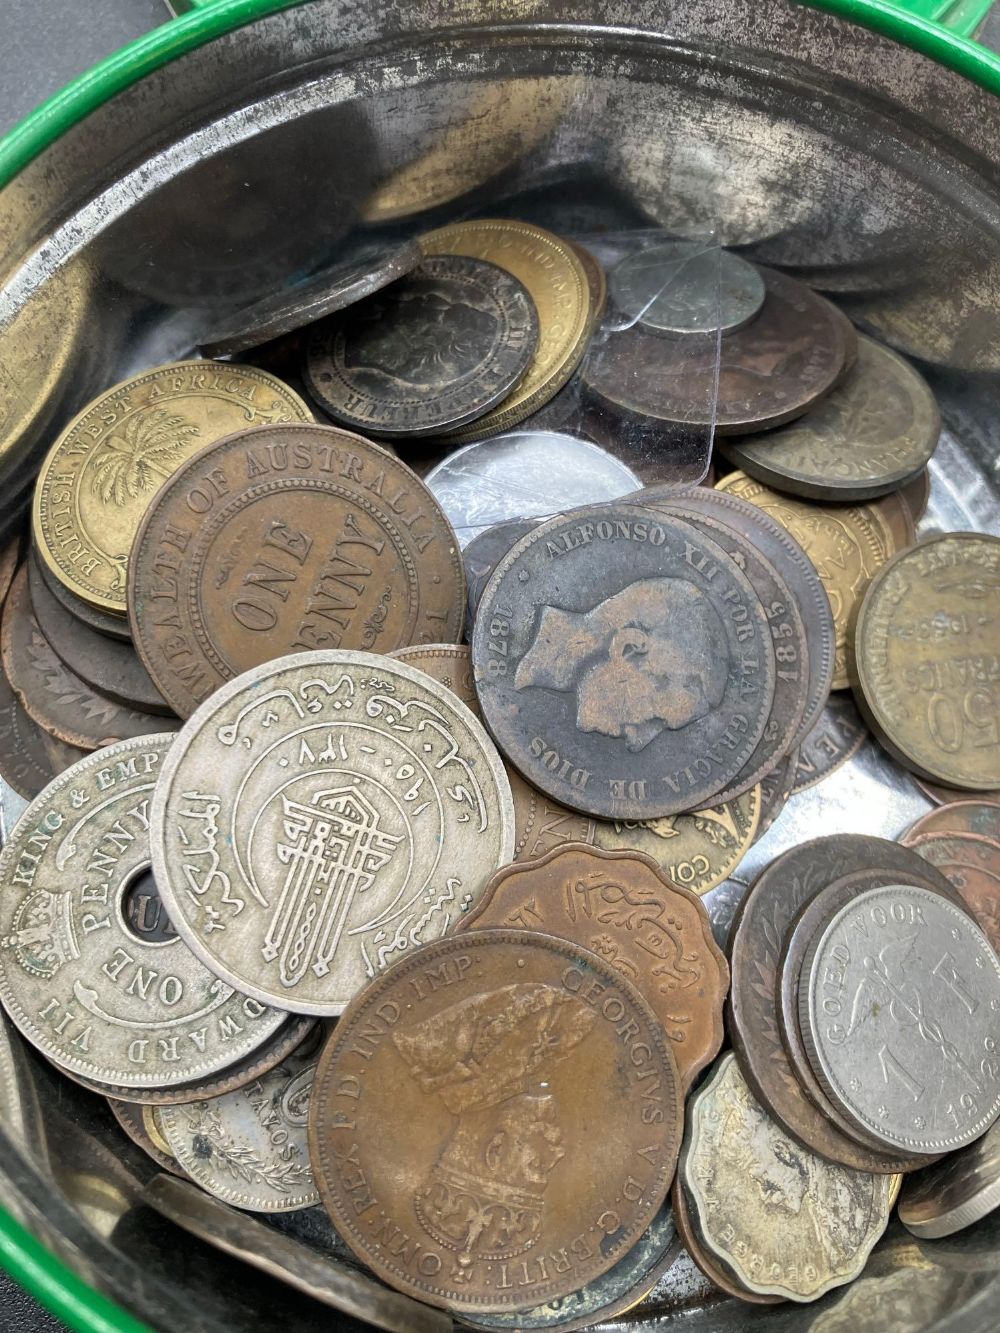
[671,1176,782,1305]
[716,337,941,501]
[716,471,893,689]
[32,550,132,641]
[853,534,1000,788]
[308,929,682,1315]
[106,1098,186,1178]
[0,646,87,799]
[32,360,312,615]
[790,694,868,794]
[128,423,465,718]
[421,219,591,439]
[870,487,917,554]
[903,832,1000,952]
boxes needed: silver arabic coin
[609,241,765,337]
[799,884,1000,1155]
[899,1121,1000,1238]
[423,431,642,548]
[151,651,515,1015]
[0,736,287,1088]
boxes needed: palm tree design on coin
[91,409,200,507]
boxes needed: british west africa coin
[609,241,766,337]
[150,652,515,1015]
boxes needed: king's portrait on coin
[345,283,499,386]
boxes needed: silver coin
[0,736,287,1088]
[151,651,515,1015]
[423,431,642,547]
[199,240,423,357]
[899,1120,1000,1238]
[609,242,765,337]
[799,884,1000,1155]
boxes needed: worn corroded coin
[901,468,932,524]
[671,1175,781,1305]
[0,535,19,607]
[0,735,287,1088]
[852,534,1000,789]
[753,745,798,842]
[791,695,868,794]
[472,504,776,820]
[903,800,1000,845]
[899,1121,1000,1239]
[716,337,940,500]
[799,884,1000,1154]
[151,652,514,1015]
[128,423,465,718]
[570,240,608,337]
[308,929,682,1315]
[609,242,765,337]
[914,776,1000,807]
[34,551,132,641]
[681,1053,897,1301]
[458,845,728,1092]
[0,649,86,799]
[903,833,1000,952]
[465,519,539,624]
[32,361,312,615]
[106,1098,186,1178]
[716,471,893,689]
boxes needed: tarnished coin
[716,471,893,689]
[423,432,641,548]
[308,929,682,1315]
[681,1053,897,1302]
[716,337,940,500]
[472,504,776,820]
[420,219,591,439]
[151,652,514,1015]
[32,361,312,615]
[869,487,917,555]
[0,651,87,799]
[0,735,287,1088]
[791,695,868,794]
[1,568,180,749]
[128,423,465,718]
[904,833,1000,951]
[671,1176,781,1305]
[799,884,1000,1154]
[570,240,608,336]
[903,800,1000,846]
[915,777,1000,807]
[107,1098,186,1178]
[458,844,729,1091]
[609,242,765,337]
[753,745,798,842]
[899,1122,1000,1239]
[34,551,132,641]
[901,468,932,524]
[584,267,855,435]
[200,239,423,357]
[465,519,539,624]
[0,535,20,607]
[852,534,1000,789]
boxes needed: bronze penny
[753,746,797,843]
[727,834,959,1173]
[106,1098,187,1178]
[583,267,856,435]
[0,647,87,798]
[901,799,1000,846]
[128,423,465,718]
[27,556,171,716]
[308,929,682,1315]
[791,694,868,794]
[901,469,931,524]
[903,832,1000,952]
[671,1178,781,1306]
[0,567,180,749]
[457,844,729,1093]
[33,549,132,641]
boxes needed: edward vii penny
[308,929,682,1315]
[150,652,515,1015]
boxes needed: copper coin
[790,694,868,794]
[671,1179,781,1306]
[464,519,539,625]
[0,534,20,607]
[457,844,729,1092]
[128,423,465,717]
[0,646,87,798]
[753,746,798,843]
[106,1098,187,1178]
[727,834,959,1173]
[0,567,180,749]
[901,800,1000,846]
[308,929,683,1315]
[582,267,856,435]
[27,556,171,715]
[901,469,931,524]
[902,832,1000,952]
[914,776,1000,806]
[33,550,132,641]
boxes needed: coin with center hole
[609,242,765,337]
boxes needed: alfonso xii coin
[151,652,515,1015]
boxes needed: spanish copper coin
[671,1178,780,1305]
[903,832,1000,951]
[303,255,538,437]
[583,266,856,435]
[790,694,868,794]
[128,423,465,718]
[0,534,20,607]
[34,551,132,641]
[472,504,776,820]
[465,518,539,624]
[107,1097,187,1178]
[1,567,180,749]
[914,776,1000,807]
[899,1121,1000,1239]
[852,534,1000,789]
[716,337,940,501]
[902,799,1000,847]
[727,834,961,1172]
[609,242,766,338]
[200,239,423,358]
[27,556,171,716]
[753,745,797,842]
[0,650,86,799]
[308,929,683,1315]
[901,468,931,524]
[458,844,729,1092]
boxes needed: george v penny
[307,929,683,1315]
[791,694,868,794]
[472,504,776,820]
[128,423,465,718]
[457,844,729,1092]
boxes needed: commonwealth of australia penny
[583,267,855,435]
[128,423,465,718]
[32,361,312,615]
[472,504,776,820]
[308,929,682,1315]
[458,845,729,1092]
[609,242,765,337]
[791,695,868,794]
[798,884,1000,1154]
[150,652,515,1015]
[303,255,538,437]
[0,735,287,1088]
[853,534,1000,789]
[716,337,940,500]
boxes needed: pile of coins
[0,217,998,1327]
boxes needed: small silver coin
[899,1121,1000,1238]
[423,431,642,548]
[799,884,1000,1155]
[609,241,765,337]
